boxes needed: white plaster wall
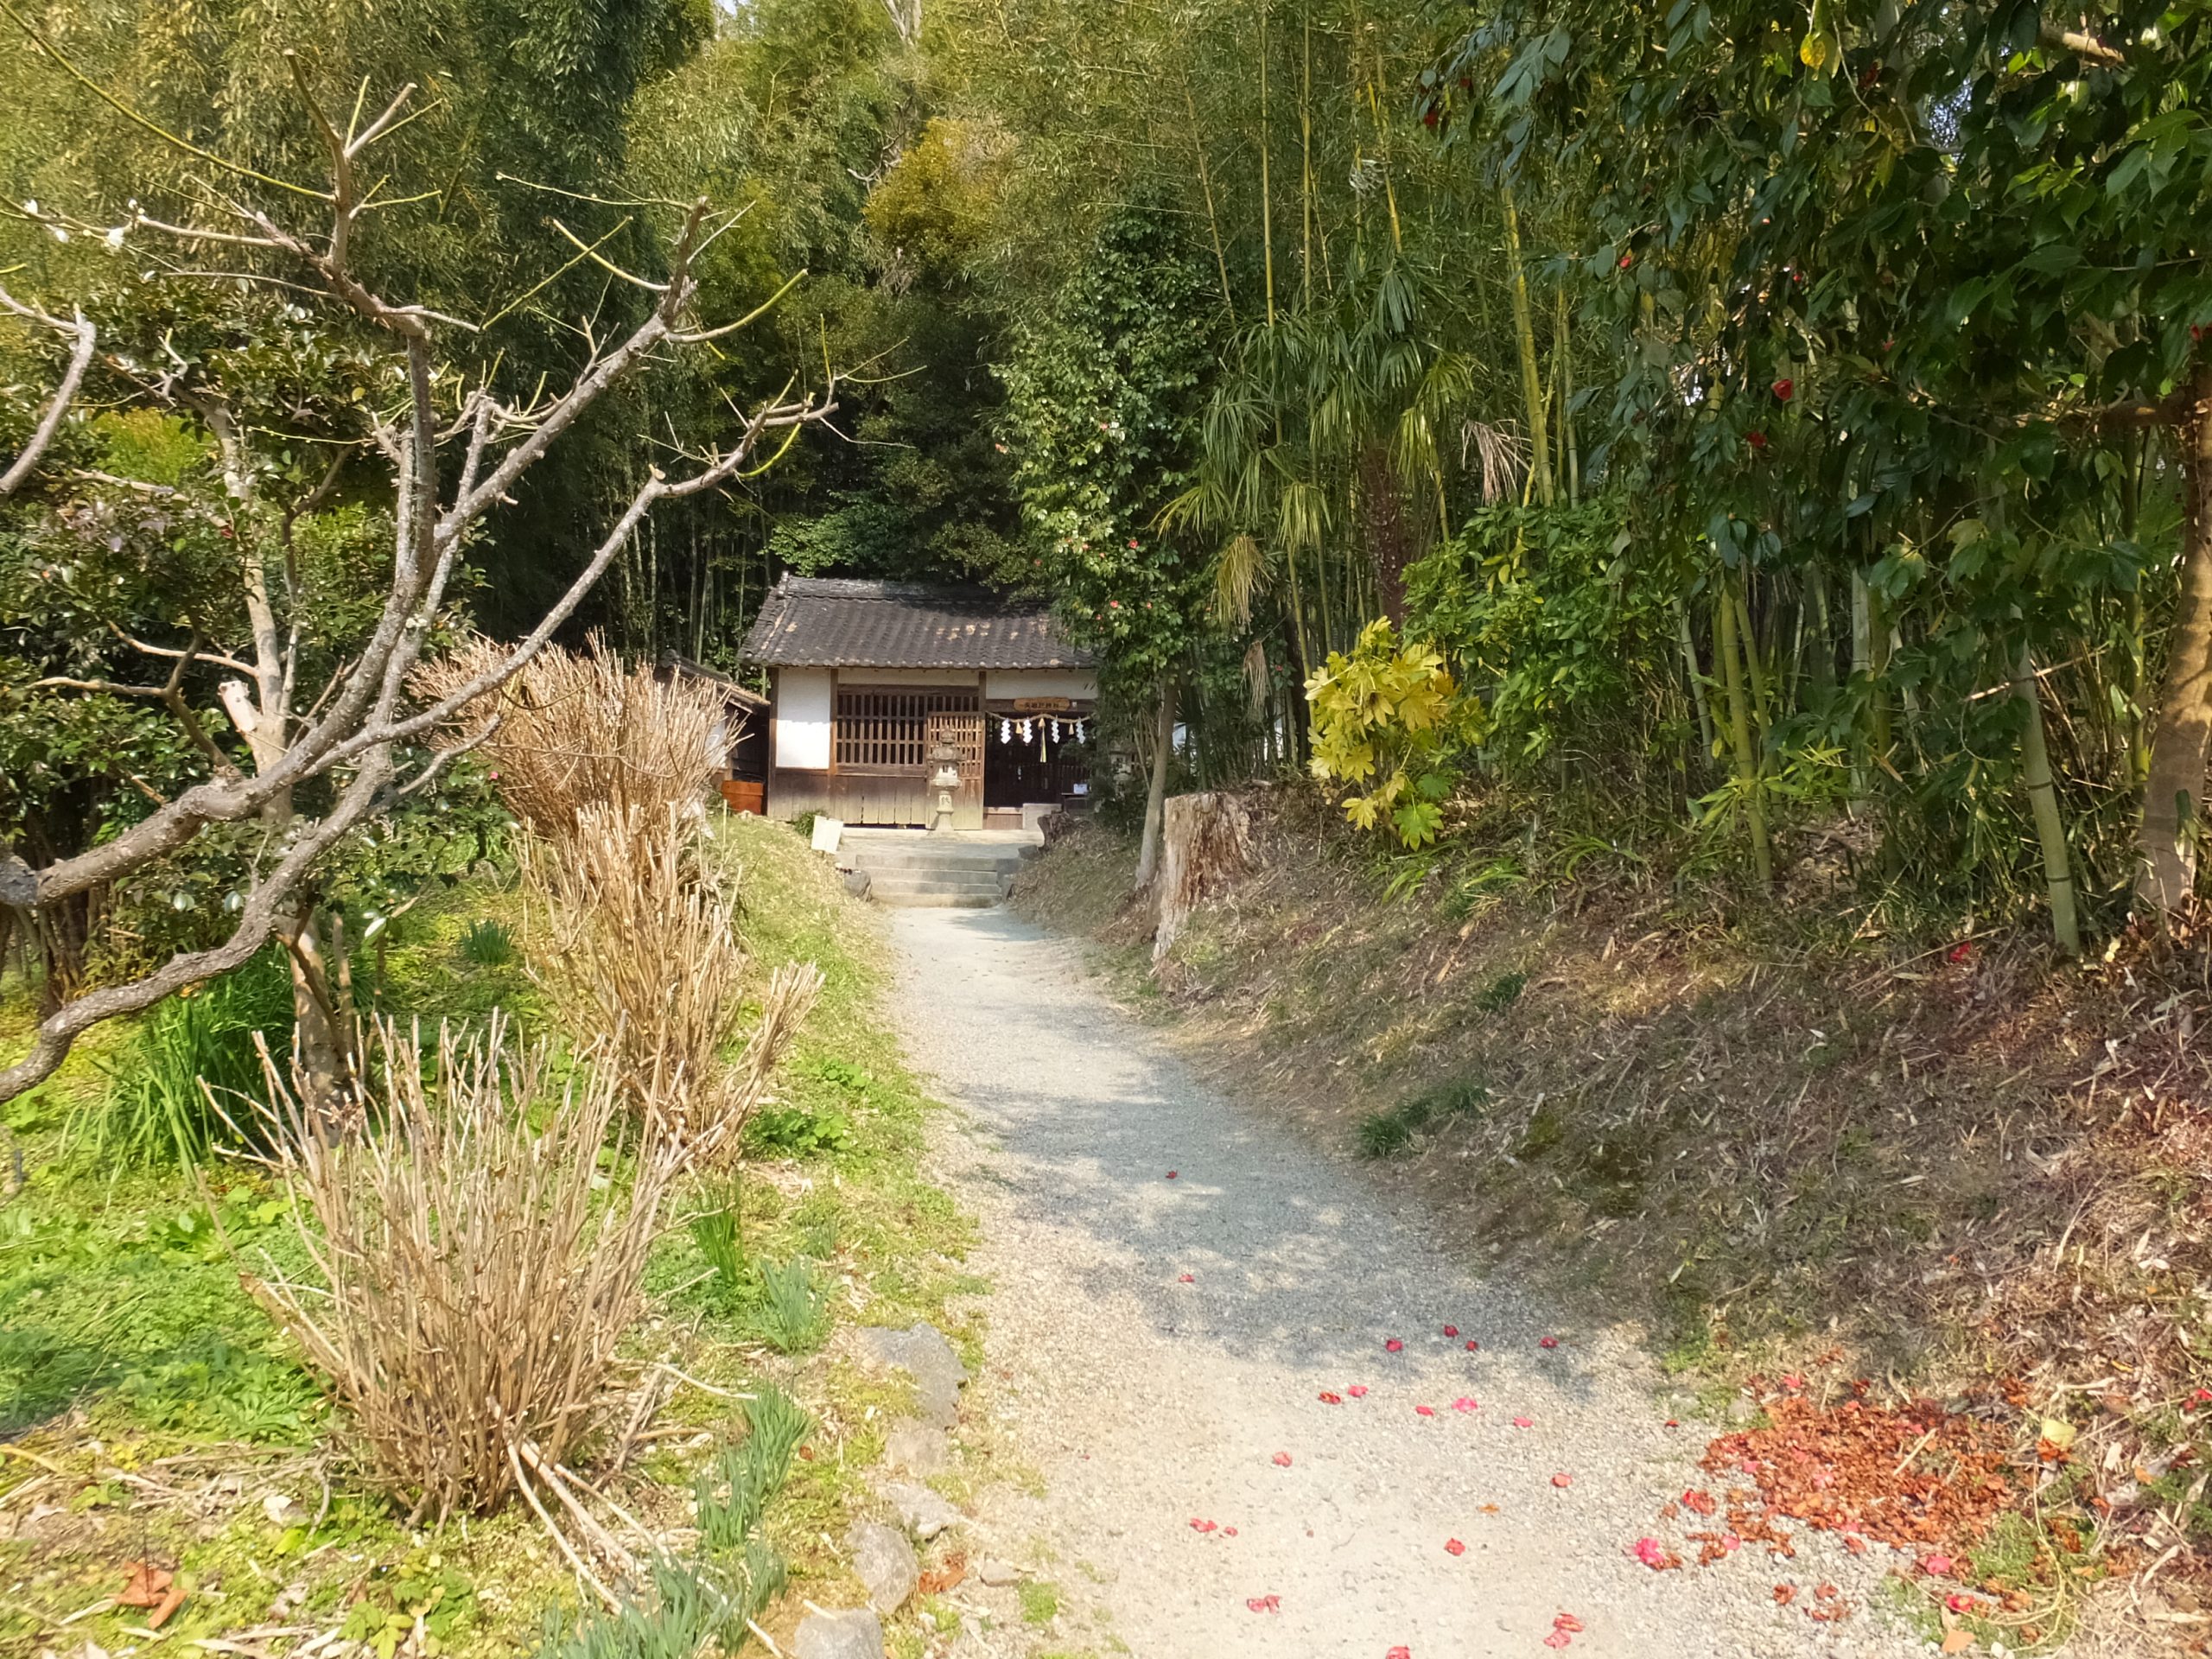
[773,667,833,770]
[835,668,981,687]
[984,668,1099,702]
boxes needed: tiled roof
[740,577,1094,671]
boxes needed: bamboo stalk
[1503,188,1554,507]
[1717,574,1773,889]
[1675,595,1717,767]
[1181,73,1236,318]
[2015,645,2082,955]
[1259,0,1275,329]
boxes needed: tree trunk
[1134,679,1179,893]
[2139,363,2212,913]
[1357,445,1412,624]
[1716,575,1773,890]
[2015,645,2081,955]
[1154,791,1256,964]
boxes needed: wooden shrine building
[739,576,1097,829]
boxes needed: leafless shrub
[245,1014,683,1520]
[524,804,820,1141]
[413,637,727,842]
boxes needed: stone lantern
[926,740,962,834]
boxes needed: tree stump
[1153,791,1255,963]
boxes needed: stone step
[869,888,1001,909]
[865,872,1010,898]
[848,847,1031,874]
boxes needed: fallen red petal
[1387,1649,1411,1659]
[1224,1526,1237,1536]
[1465,1339,1480,1351]
[1541,1634,1571,1650]
[1246,1594,1281,1613]
[1539,1336,1560,1350]
[1922,1553,1954,1577]
[1178,1274,1194,1283]
[1385,1338,1405,1353]
[1445,1537,1466,1556]
[1415,1405,1436,1417]
[1273,1452,1293,1466]
[1452,1397,1478,1412]
[1166,1171,1178,1179]
[1347,1385,1369,1398]
[1318,1392,1342,1405]
[1553,1615,1584,1634]
[1189,1518,1217,1532]
[1443,1325,1459,1338]
[1551,1472,1573,1488]
[1512,1416,1534,1428]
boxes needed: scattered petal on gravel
[1452,1397,1478,1413]
[1541,1633,1571,1651]
[1385,1338,1405,1353]
[1166,1171,1178,1179]
[1272,1452,1293,1467]
[1922,1553,1954,1577]
[1190,1518,1217,1532]
[1387,1649,1411,1659]
[1179,1274,1195,1283]
[1445,1538,1466,1556]
[1347,1385,1369,1398]
[1773,1585,1796,1605]
[1539,1337,1560,1350]
[1443,1325,1459,1338]
[1513,1417,1534,1429]
[1246,1594,1280,1613]
[1945,1592,1977,1614]
[1224,1527,1237,1536]
[1465,1340,1480,1351]
[1553,1615,1584,1634]
[1630,1538,1670,1569]
[1551,1472,1573,1488]
[1318,1392,1343,1405]
[1414,1405,1436,1417]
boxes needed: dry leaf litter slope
[886,906,1934,1659]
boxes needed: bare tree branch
[0,289,96,494]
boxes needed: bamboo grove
[3,0,2209,952]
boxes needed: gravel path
[885,906,1936,1659]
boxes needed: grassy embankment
[0,811,980,1659]
[1014,796,2212,1618]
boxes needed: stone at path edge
[854,1322,968,1427]
[792,1606,884,1659]
[847,1519,919,1612]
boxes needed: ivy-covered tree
[1000,200,1220,886]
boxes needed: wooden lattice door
[925,710,986,830]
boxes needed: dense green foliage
[7,0,2212,966]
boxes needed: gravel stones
[880,1479,962,1540]
[847,1520,918,1611]
[881,906,1929,1659]
[791,1606,883,1659]
[975,1557,1022,1587]
[855,1322,967,1427]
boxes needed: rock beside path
[855,1322,967,1426]
[848,1519,918,1611]
[792,1607,883,1659]
[880,1478,963,1540]
[881,1416,951,1475]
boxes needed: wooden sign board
[1013,696,1073,713]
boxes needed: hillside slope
[1013,794,2212,1630]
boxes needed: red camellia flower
[1618,251,1632,269]
[1422,105,1439,129]
[1747,430,1769,450]
[1772,378,1794,401]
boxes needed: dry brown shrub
[246,1014,683,1520]
[524,802,820,1140]
[412,635,726,839]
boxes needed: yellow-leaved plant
[1305,620,1475,849]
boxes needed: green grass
[1354,1074,1489,1159]
[1019,1580,1062,1625]
[458,917,518,966]
[0,809,984,1658]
